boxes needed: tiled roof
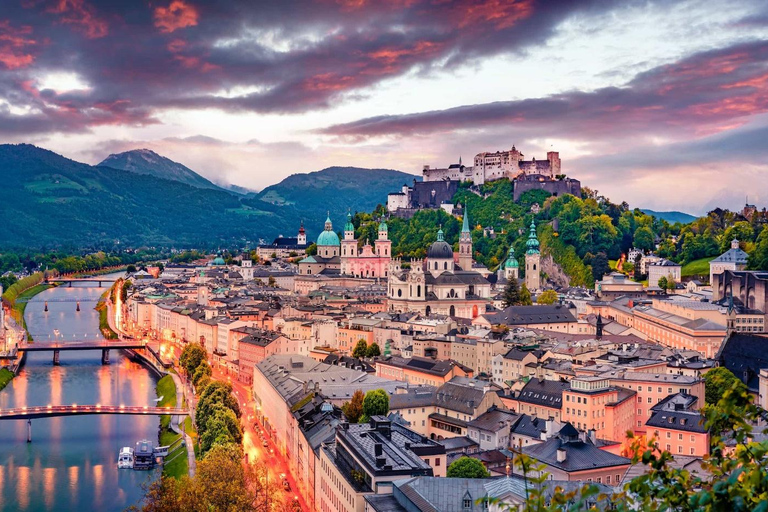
[523,426,631,472]
[487,304,577,326]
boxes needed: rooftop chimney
[556,448,567,463]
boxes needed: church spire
[461,207,470,234]
[526,220,540,255]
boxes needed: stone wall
[513,176,581,201]
[540,254,571,289]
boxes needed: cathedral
[387,210,492,319]
[298,212,391,278]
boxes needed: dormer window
[463,499,472,509]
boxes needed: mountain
[256,166,418,213]
[0,144,293,247]
[98,149,222,191]
[640,209,698,224]
[0,145,419,249]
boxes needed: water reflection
[0,277,160,512]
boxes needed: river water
[0,276,160,511]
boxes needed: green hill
[257,166,417,212]
[0,145,416,249]
[99,149,223,191]
[640,209,698,224]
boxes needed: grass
[0,368,14,391]
[682,257,714,278]
[95,290,118,339]
[156,375,189,479]
[13,283,52,340]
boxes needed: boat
[133,439,155,470]
[117,447,134,469]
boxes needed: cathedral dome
[317,215,341,246]
[211,255,226,266]
[427,228,453,259]
[504,247,519,268]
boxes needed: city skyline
[2,0,768,213]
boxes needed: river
[0,275,160,511]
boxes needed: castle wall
[412,180,460,208]
[513,176,581,201]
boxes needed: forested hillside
[348,179,768,287]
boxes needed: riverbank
[0,368,13,391]
[96,290,118,339]
[156,374,190,479]
[11,283,53,340]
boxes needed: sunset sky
[2,0,768,214]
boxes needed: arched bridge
[17,341,148,365]
[0,404,188,420]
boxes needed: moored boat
[117,447,134,469]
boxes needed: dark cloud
[0,0,613,133]
[320,39,768,143]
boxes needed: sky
[1,0,768,214]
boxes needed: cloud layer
[1,0,768,212]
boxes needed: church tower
[375,219,391,258]
[503,246,519,280]
[458,207,473,271]
[297,221,306,246]
[341,211,357,258]
[525,220,541,291]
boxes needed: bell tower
[458,207,473,271]
[375,219,391,258]
[525,220,541,291]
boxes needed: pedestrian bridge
[16,341,149,365]
[0,404,187,420]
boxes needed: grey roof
[510,414,549,439]
[516,378,568,409]
[389,386,439,410]
[487,304,577,326]
[710,247,748,264]
[379,356,472,376]
[427,240,453,259]
[339,417,442,476]
[523,424,631,472]
[467,407,519,433]
[438,436,479,451]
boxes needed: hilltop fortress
[388,145,581,215]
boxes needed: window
[678,434,683,440]
[463,499,472,508]
[648,397,652,403]
[435,458,441,466]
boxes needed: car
[283,480,291,491]
[262,440,268,447]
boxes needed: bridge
[46,277,120,287]
[17,341,148,365]
[0,404,187,420]
[0,405,189,442]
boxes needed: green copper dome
[317,215,341,246]
[212,255,226,265]
[526,220,540,255]
[379,220,388,232]
[504,247,519,268]
[344,211,355,232]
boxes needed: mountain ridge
[98,149,223,191]
[639,209,698,224]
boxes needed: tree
[195,381,241,437]
[306,243,317,256]
[179,344,207,376]
[199,405,243,454]
[665,274,676,292]
[362,389,389,419]
[267,276,276,287]
[447,457,490,478]
[366,342,381,358]
[352,339,368,358]
[342,389,365,423]
[519,283,533,306]
[657,276,668,291]
[537,289,558,305]
[703,367,744,405]
[502,277,522,307]
[126,264,137,273]
[633,226,655,252]
[192,362,212,389]
[748,226,768,270]
[590,252,611,281]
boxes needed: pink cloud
[154,1,199,33]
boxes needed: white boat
[117,446,134,469]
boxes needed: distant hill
[99,149,222,191]
[257,166,417,213]
[640,209,698,224]
[0,144,293,247]
[0,145,419,249]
